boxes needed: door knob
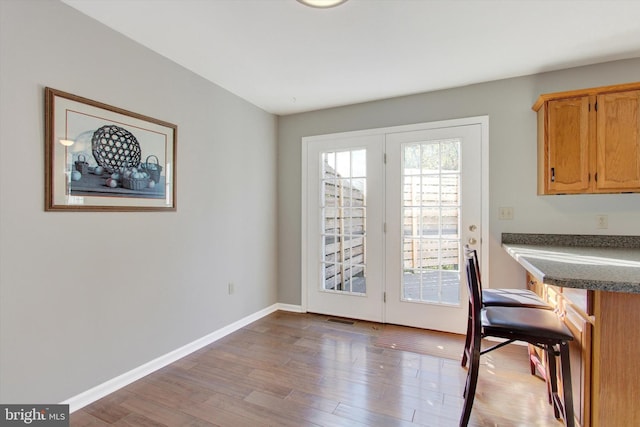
[469,225,477,232]
[468,237,477,245]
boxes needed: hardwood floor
[71,311,564,426]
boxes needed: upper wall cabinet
[533,82,640,195]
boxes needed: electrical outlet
[596,215,608,229]
[228,282,235,295]
[499,207,514,220]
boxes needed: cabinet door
[563,303,591,427]
[545,284,561,310]
[547,97,591,193]
[526,272,543,295]
[596,90,640,191]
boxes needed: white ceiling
[62,0,640,115]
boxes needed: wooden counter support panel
[592,291,640,426]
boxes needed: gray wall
[277,59,640,305]
[3,0,640,407]
[0,0,277,403]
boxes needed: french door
[385,124,482,333]
[303,118,486,333]
[304,134,385,322]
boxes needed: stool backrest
[464,246,483,335]
[472,249,484,293]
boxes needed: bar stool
[460,247,574,427]
[461,249,552,375]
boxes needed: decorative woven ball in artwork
[91,125,142,173]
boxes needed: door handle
[468,237,477,245]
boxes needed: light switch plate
[499,207,514,220]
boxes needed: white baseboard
[275,303,304,313]
[63,303,294,413]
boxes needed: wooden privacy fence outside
[403,239,459,270]
[403,174,460,270]
[322,170,366,291]
[322,169,460,291]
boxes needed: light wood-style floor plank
[71,311,564,426]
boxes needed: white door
[385,124,482,333]
[303,119,485,332]
[304,134,384,322]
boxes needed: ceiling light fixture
[296,0,349,8]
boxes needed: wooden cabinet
[560,295,592,427]
[595,90,640,190]
[545,96,591,193]
[534,82,640,194]
[526,273,640,427]
[526,272,544,296]
[527,273,592,427]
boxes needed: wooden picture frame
[44,87,177,211]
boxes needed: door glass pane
[401,140,461,304]
[440,140,460,171]
[403,145,420,171]
[321,149,367,294]
[421,143,440,172]
[441,175,460,205]
[420,207,440,236]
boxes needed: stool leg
[546,345,561,419]
[528,344,536,375]
[559,341,575,427]
[542,345,552,406]
[459,346,479,427]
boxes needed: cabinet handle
[551,167,555,182]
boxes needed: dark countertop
[502,233,640,294]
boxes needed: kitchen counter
[501,233,640,427]
[502,233,640,294]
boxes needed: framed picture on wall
[44,87,177,211]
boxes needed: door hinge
[383,153,387,164]
[551,167,555,182]
[383,292,386,303]
[595,101,598,111]
[595,172,598,182]
[383,222,387,233]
